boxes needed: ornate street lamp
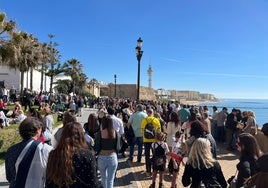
[135,37,143,101]
[114,74,117,97]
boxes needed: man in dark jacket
[225,108,238,151]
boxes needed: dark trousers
[226,128,237,150]
[144,142,153,172]
[217,126,225,143]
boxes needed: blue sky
[1,0,268,99]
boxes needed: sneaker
[127,158,133,162]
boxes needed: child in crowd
[168,131,186,188]
[149,132,170,188]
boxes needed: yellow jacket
[141,116,161,143]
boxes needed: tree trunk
[40,64,44,92]
[49,76,54,97]
[30,68,33,90]
[20,71,24,95]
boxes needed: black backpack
[144,118,156,139]
[152,142,166,166]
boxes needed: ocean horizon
[199,98,268,128]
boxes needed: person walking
[235,133,262,188]
[149,132,170,188]
[243,110,258,135]
[141,108,161,175]
[185,120,218,159]
[107,106,125,157]
[168,131,185,188]
[94,116,122,188]
[127,104,147,162]
[225,108,238,151]
[46,122,100,188]
[254,123,268,153]
[211,106,218,140]
[5,117,53,188]
[166,111,181,152]
[178,105,190,124]
[216,107,228,144]
[244,152,268,188]
[182,138,227,188]
[83,113,100,139]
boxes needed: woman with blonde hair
[182,138,227,188]
[46,122,100,188]
[11,102,22,118]
[42,106,54,145]
[243,110,258,135]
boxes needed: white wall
[0,65,50,93]
[0,65,20,91]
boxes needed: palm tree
[0,12,17,64]
[29,37,43,90]
[1,31,40,94]
[45,62,65,95]
[63,58,83,95]
[76,72,88,95]
[45,34,61,97]
[0,12,16,37]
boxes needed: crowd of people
[3,97,268,188]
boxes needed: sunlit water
[199,99,268,128]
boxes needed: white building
[0,65,51,93]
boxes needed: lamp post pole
[135,37,143,101]
[114,74,117,97]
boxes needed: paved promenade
[0,108,239,187]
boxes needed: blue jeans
[129,137,143,161]
[144,142,153,172]
[98,153,118,188]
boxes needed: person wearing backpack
[141,108,161,175]
[149,132,170,188]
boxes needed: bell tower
[147,64,153,88]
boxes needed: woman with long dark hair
[235,133,262,188]
[185,120,217,159]
[94,116,121,188]
[166,111,181,151]
[46,122,100,188]
[84,113,100,139]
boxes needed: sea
[199,98,268,128]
